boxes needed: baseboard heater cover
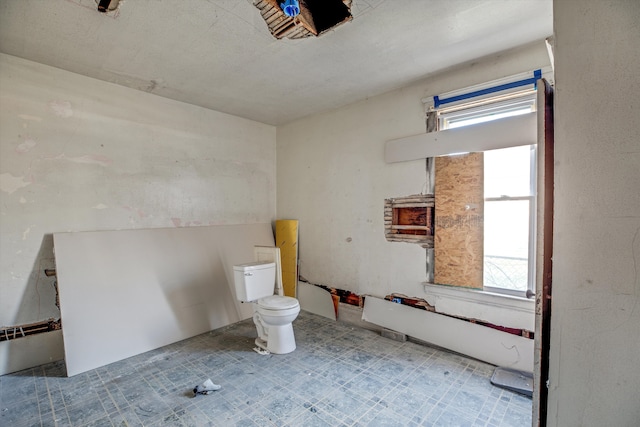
[362,296,533,372]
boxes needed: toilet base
[254,338,268,352]
[254,324,296,354]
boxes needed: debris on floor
[491,367,533,397]
[192,378,221,396]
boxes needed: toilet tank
[233,261,276,302]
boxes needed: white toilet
[233,261,300,354]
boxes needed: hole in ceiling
[96,0,121,13]
[254,0,352,40]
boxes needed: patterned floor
[0,311,532,426]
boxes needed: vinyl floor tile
[0,311,531,426]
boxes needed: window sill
[422,283,534,331]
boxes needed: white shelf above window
[385,112,536,163]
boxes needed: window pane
[442,94,536,130]
[484,145,532,198]
[484,200,530,291]
[447,107,531,129]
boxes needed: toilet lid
[257,295,299,310]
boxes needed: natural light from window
[438,93,537,297]
[483,145,535,294]
[447,107,532,129]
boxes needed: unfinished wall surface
[548,1,640,425]
[0,53,276,375]
[277,42,550,302]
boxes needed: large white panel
[54,224,274,376]
[362,296,533,372]
[385,112,536,163]
[298,282,337,321]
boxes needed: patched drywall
[0,53,276,374]
[548,1,640,425]
[276,42,550,303]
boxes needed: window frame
[437,92,538,298]
[482,144,537,298]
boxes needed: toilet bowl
[254,295,300,353]
[233,261,300,354]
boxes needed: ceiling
[0,0,552,125]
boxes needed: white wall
[548,1,640,425]
[277,42,550,301]
[0,53,276,374]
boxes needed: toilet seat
[257,295,299,310]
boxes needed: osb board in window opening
[434,153,484,289]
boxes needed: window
[441,94,536,130]
[483,145,536,296]
[438,92,537,297]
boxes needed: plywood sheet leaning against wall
[275,220,299,298]
[434,153,484,288]
[54,224,274,377]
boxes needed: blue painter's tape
[435,69,542,107]
[533,69,542,89]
